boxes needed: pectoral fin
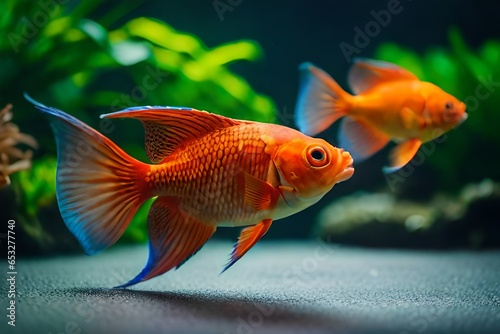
[222,219,273,273]
[383,138,422,174]
[115,196,216,288]
[401,107,417,130]
[238,171,281,211]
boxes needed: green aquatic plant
[0,0,149,149]
[92,17,275,122]
[374,27,500,191]
[1,1,275,139]
[9,157,58,251]
[12,158,56,223]
[1,1,277,252]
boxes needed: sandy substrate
[2,241,499,334]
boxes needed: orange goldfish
[295,58,467,173]
[25,94,353,288]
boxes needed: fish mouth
[334,152,354,184]
[459,112,468,124]
[451,112,468,130]
[335,165,354,183]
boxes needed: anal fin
[116,196,216,288]
[222,219,273,273]
[383,138,422,174]
[338,117,390,163]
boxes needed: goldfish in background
[25,94,354,288]
[295,58,467,173]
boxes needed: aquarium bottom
[4,241,499,334]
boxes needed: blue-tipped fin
[24,93,146,255]
[221,219,272,273]
[116,196,216,288]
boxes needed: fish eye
[311,149,324,161]
[306,146,330,168]
[445,102,453,109]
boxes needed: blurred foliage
[316,179,500,249]
[10,158,57,247]
[374,27,500,191]
[1,0,275,133]
[93,17,275,121]
[0,0,277,253]
[1,1,146,127]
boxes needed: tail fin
[25,94,150,255]
[295,62,352,136]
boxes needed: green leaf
[449,26,491,84]
[374,43,425,79]
[123,17,206,57]
[480,40,500,69]
[109,40,152,66]
[77,19,110,49]
[423,48,460,95]
[200,40,263,67]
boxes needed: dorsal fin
[348,58,419,95]
[101,106,246,163]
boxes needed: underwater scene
[1,1,499,333]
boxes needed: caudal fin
[295,62,351,136]
[25,94,150,255]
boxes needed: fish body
[295,58,467,173]
[25,95,353,288]
[138,121,351,226]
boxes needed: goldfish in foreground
[295,58,467,173]
[25,94,354,288]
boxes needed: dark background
[3,0,499,247]
[113,0,499,239]
[134,0,499,108]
